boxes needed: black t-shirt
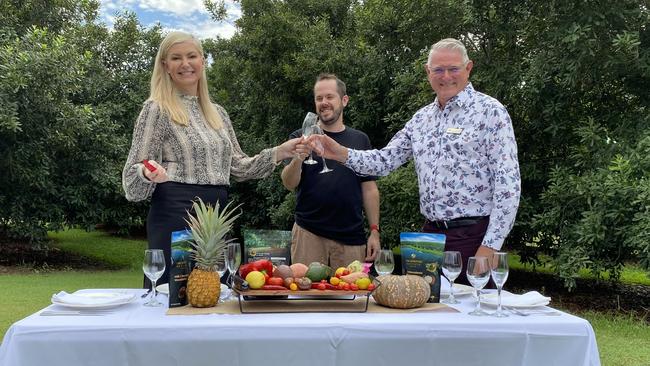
[288,127,376,245]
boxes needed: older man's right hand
[306,134,349,163]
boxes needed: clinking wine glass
[311,124,333,174]
[491,252,510,317]
[466,256,490,316]
[441,251,462,304]
[374,249,395,276]
[142,249,166,307]
[225,242,241,300]
[301,112,318,165]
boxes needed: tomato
[317,283,327,290]
[350,284,359,291]
[367,283,376,291]
[267,277,284,287]
[342,283,351,291]
[329,277,340,286]
[320,279,327,283]
[289,283,298,291]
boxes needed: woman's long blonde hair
[149,31,223,129]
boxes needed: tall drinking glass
[466,256,490,316]
[301,112,318,165]
[225,242,241,300]
[491,252,509,317]
[142,249,165,307]
[441,251,462,304]
[216,251,227,302]
[311,125,333,174]
[374,249,394,276]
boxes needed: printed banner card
[169,229,194,308]
[242,229,291,266]
[400,232,446,303]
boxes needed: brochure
[400,232,446,303]
[169,229,194,308]
[242,229,291,266]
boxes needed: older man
[309,39,520,285]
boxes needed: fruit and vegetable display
[236,259,378,293]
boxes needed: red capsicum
[238,259,274,279]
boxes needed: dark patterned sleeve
[346,122,414,176]
[122,100,166,202]
[220,108,276,182]
[481,104,521,250]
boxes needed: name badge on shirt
[446,127,464,135]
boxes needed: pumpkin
[373,274,431,309]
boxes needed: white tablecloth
[0,289,600,366]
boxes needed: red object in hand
[142,159,157,173]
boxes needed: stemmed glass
[225,242,241,300]
[374,249,395,276]
[142,249,166,307]
[466,256,490,316]
[216,251,227,302]
[441,251,462,304]
[301,112,318,165]
[491,252,510,317]
[311,124,333,174]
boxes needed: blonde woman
[122,31,301,286]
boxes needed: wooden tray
[233,279,381,313]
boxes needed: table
[0,289,600,366]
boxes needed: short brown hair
[315,73,347,97]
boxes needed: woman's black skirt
[145,181,228,288]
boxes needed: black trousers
[422,217,493,287]
[145,182,228,288]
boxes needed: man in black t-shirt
[281,74,380,269]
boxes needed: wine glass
[142,249,166,307]
[225,242,241,300]
[374,249,394,276]
[441,251,462,304]
[491,252,510,317]
[466,256,490,316]
[216,250,227,302]
[301,112,318,165]
[311,124,333,174]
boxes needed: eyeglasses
[428,65,464,76]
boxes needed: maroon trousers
[422,217,491,287]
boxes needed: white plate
[480,293,550,309]
[51,292,137,310]
[441,284,475,297]
[156,283,169,295]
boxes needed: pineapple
[185,198,241,307]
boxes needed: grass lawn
[1,229,649,366]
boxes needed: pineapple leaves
[185,198,242,270]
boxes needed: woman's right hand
[142,160,168,183]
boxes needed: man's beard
[318,106,343,126]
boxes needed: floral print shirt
[346,83,520,250]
